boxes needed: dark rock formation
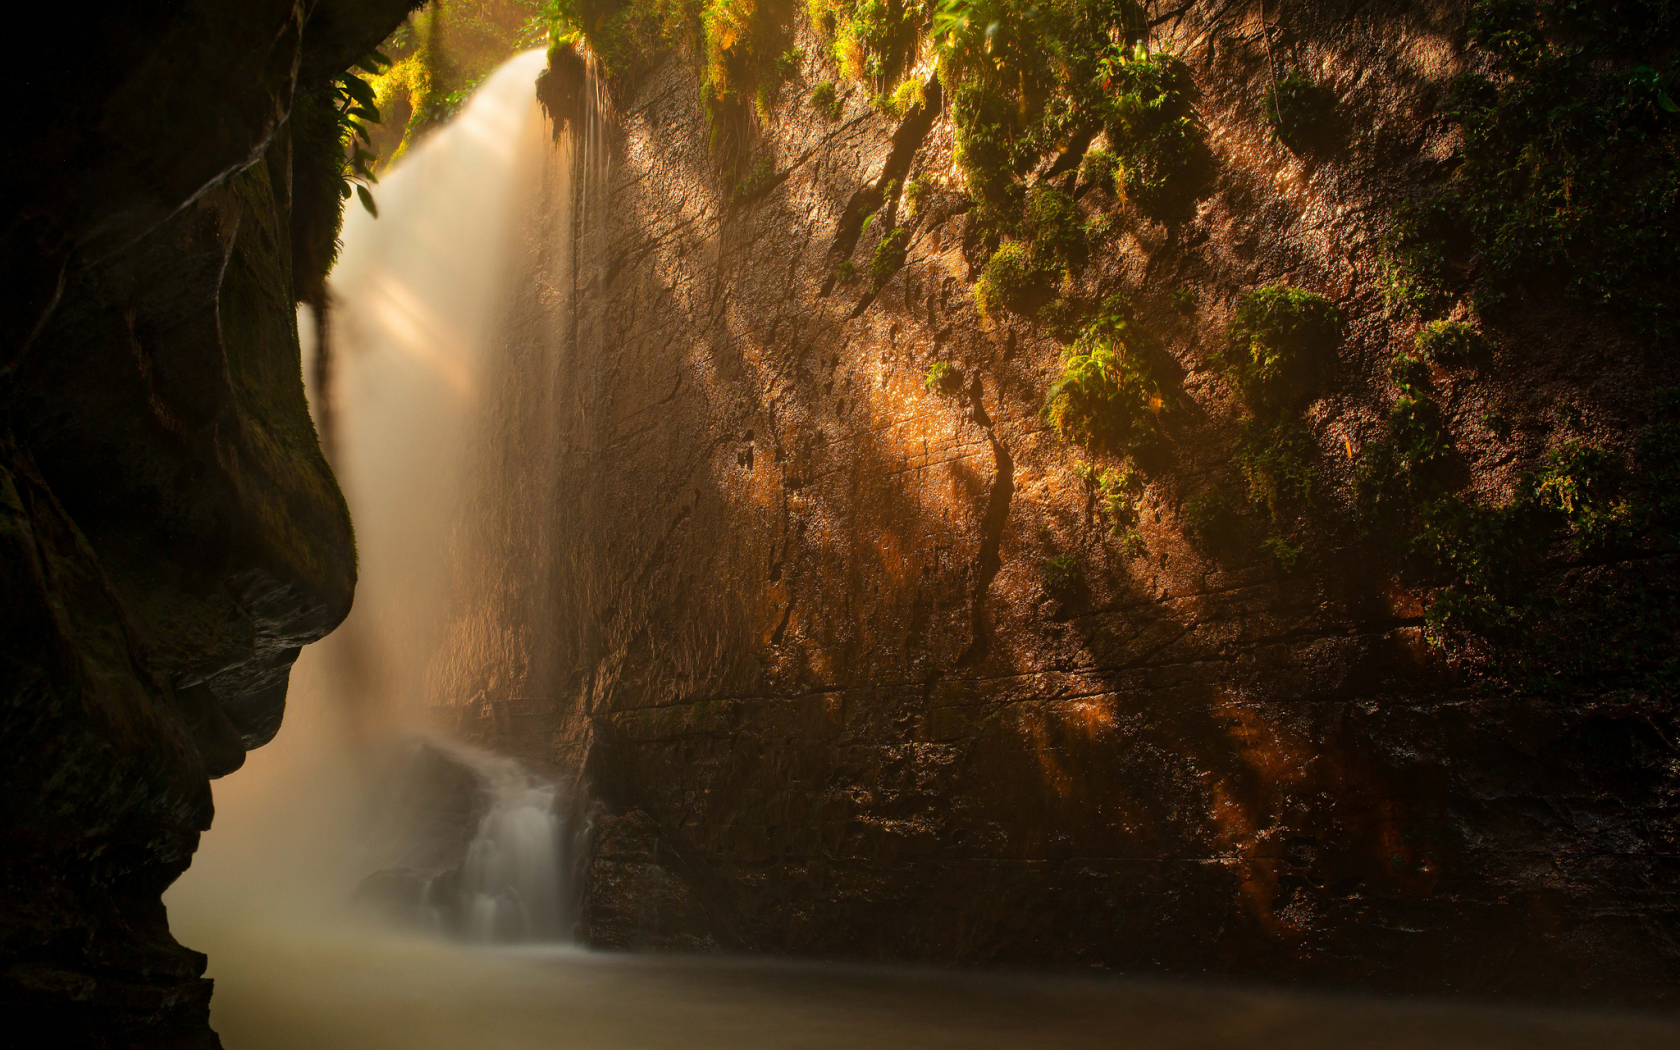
[463,1,1680,1002]
[1,2,418,1044]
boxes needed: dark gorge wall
[477,0,1680,999]
[1,3,416,1044]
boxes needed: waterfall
[183,47,593,944]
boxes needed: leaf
[349,105,380,123]
[341,73,377,108]
[356,184,378,217]
[338,181,352,199]
[1660,90,1680,114]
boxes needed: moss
[925,360,964,396]
[974,241,1048,322]
[1024,185,1085,270]
[1079,146,1119,193]
[811,80,843,118]
[1042,296,1160,454]
[732,156,776,201]
[869,226,910,288]
[1219,286,1342,412]
[1261,535,1302,572]
[1415,320,1492,367]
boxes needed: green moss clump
[869,226,910,288]
[925,360,964,396]
[811,80,842,118]
[1219,286,1342,412]
[1042,296,1160,454]
[1024,185,1085,269]
[974,242,1047,322]
[1415,320,1492,367]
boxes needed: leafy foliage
[925,360,964,395]
[1414,320,1492,368]
[1234,416,1314,525]
[1380,0,1680,338]
[973,242,1046,322]
[1042,295,1160,454]
[869,226,911,287]
[1219,286,1341,412]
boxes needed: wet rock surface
[464,1,1680,1002]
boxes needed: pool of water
[176,916,1679,1050]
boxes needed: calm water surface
[179,918,1679,1050]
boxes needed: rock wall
[465,1,1680,1000]
[1,2,417,1044]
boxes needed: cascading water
[153,47,1679,1050]
[169,47,579,944]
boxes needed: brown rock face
[460,2,1680,1001]
[1,2,418,1043]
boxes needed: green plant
[886,76,926,116]
[1183,487,1235,545]
[1042,552,1081,597]
[1415,320,1492,367]
[837,258,857,282]
[1482,407,1514,441]
[1098,45,1211,220]
[1261,535,1302,571]
[1378,195,1460,316]
[1024,184,1085,270]
[870,226,910,288]
[733,156,776,201]
[1043,296,1160,453]
[1529,439,1633,551]
[974,242,1048,322]
[1170,287,1196,315]
[811,80,843,119]
[1403,0,1680,338]
[1235,417,1314,524]
[1093,466,1147,556]
[925,360,964,396]
[1079,146,1119,193]
[904,177,929,217]
[1219,286,1342,411]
